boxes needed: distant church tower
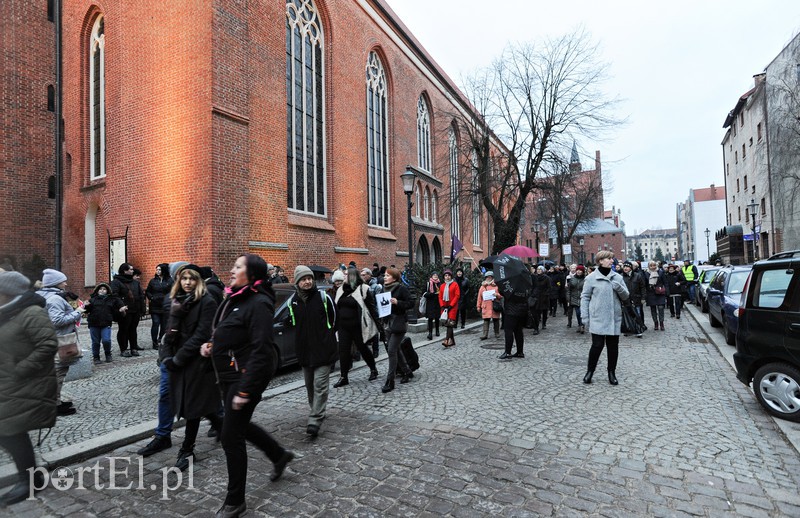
[569,141,581,173]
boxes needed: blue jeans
[89,326,112,358]
[155,362,173,437]
[687,283,696,304]
[150,312,165,345]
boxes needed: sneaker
[93,356,102,365]
[306,424,320,438]
[498,352,512,360]
[137,435,172,457]
[121,351,132,358]
[131,349,140,357]
[105,355,113,363]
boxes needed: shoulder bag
[57,332,81,361]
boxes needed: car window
[727,271,750,295]
[712,272,726,290]
[752,269,793,309]
[701,268,719,283]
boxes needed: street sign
[743,234,759,241]
[538,243,550,257]
[562,244,572,255]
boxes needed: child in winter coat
[476,271,502,340]
[84,283,127,363]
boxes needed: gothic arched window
[449,126,460,237]
[417,96,431,171]
[366,51,389,227]
[89,15,105,180]
[286,0,326,215]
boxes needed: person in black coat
[530,266,552,333]
[160,265,220,472]
[146,263,172,349]
[455,268,470,329]
[200,254,293,518]
[499,287,529,360]
[664,264,687,319]
[289,265,338,437]
[546,267,562,317]
[199,266,226,305]
[423,272,441,340]
[621,262,646,327]
[644,261,668,331]
[84,282,126,363]
[110,263,145,356]
[380,267,414,393]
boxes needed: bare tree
[443,28,622,255]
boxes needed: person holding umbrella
[492,255,532,360]
[580,251,630,385]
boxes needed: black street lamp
[704,227,711,263]
[401,167,418,324]
[747,198,759,261]
[579,238,585,265]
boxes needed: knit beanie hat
[294,265,314,285]
[0,271,31,296]
[331,270,345,283]
[576,265,586,272]
[42,268,68,288]
[484,271,494,278]
[169,261,189,279]
[622,261,633,269]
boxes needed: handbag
[654,285,666,295]
[56,332,81,361]
[440,309,453,327]
[492,299,503,313]
[620,304,647,335]
[418,296,427,314]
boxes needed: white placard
[376,292,392,318]
[538,243,550,257]
[562,244,572,255]
[482,290,496,301]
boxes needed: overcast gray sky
[386,0,800,233]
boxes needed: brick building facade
[4,0,496,291]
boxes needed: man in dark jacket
[288,265,337,438]
[621,262,646,336]
[146,263,171,349]
[111,263,145,356]
[665,264,687,319]
[454,268,470,329]
[530,266,552,333]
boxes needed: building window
[448,126,460,238]
[415,183,420,218]
[47,85,55,111]
[757,122,763,141]
[471,151,481,247]
[726,163,729,176]
[366,51,389,227]
[89,15,105,180]
[432,190,438,222]
[735,151,738,164]
[417,96,431,171]
[749,137,753,147]
[286,0,325,215]
[742,144,746,160]
[744,176,748,190]
[761,198,766,216]
[47,0,54,22]
[738,206,741,221]
[424,187,430,220]
[739,112,744,128]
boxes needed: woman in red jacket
[438,269,461,347]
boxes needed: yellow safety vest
[681,265,696,282]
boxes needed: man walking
[288,265,337,438]
[681,259,699,304]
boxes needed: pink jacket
[476,282,502,319]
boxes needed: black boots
[608,371,618,385]
[137,434,172,457]
[368,369,379,381]
[270,450,295,482]
[583,370,594,384]
[175,448,194,471]
[333,376,349,388]
[382,379,395,393]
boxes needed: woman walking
[423,272,441,340]
[438,269,461,347]
[566,265,586,333]
[645,260,668,331]
[333,267,380,387]
[476,271,502,340]
[580,251,630,385]
[455,268,470,329]
[0,272,57,505]
[380,268,414,393]
[200,254,293,518]
[160,265,220,472]
[498,278,529,360]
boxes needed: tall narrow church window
[471,151,481,247]
[366,52,389,227]
[449,126,460,237]
[417,96,431,171]
[89,15,105,180]
[286,0,325,215]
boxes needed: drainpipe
[54,0,63,269]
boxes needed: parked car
[696,266,721,313]
[734,252,800,422]
[271,282,333,368]
[706,265,752,345]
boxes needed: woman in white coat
[579,251,629,385]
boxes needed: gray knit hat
[331,270,345,283]
[293,265,314,285]
[0,271,30,296]
[42,268,67,288]
[169,261,189,279]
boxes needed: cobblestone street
[3,306,800,517]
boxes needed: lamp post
[704,228,711,263]
[579,238,585,265]
[747,198,759,262]
[401,167,418,324]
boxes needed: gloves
[162,357,181,372]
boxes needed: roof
[692,185,726,202]
[723,87,756,128]
[574,218,623,236]
[633,229,678,238]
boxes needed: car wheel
[723,316,736,345]
[753,363,800,422]
[708,309,721,327]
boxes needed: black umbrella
[492,254,532,297]
[479,255,502,268]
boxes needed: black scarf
[598,266,612,277]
